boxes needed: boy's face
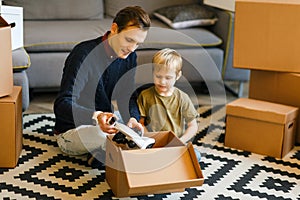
[109,23,148,59]
[153,67,178,96]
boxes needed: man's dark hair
[113,6,151,32]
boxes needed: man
[53,6,151,165]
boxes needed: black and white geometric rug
[0,105,299,200]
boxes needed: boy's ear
[176,71,182,80]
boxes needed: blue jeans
[194,148,202,163]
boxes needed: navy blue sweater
[54,34,140,133]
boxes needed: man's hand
[127,117,144,135]
[96,112,118,134]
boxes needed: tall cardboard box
[225,98,298,158]
[0,16,13,98]
[106,131,204,197]
[0,86,22,168]
[249,70,300,144]
[234,0,300,73]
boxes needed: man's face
[109,24,148,59]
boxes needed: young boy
[137,48,201,161]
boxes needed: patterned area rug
[0,105,300,200]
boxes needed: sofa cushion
[153,4,218,29]
[3,0,104,20]
[138,19,222,49]
[23,18,221,52]
[23,19,113,52]
[12,47,31,72]
[13,70,30,111]
[104,0,198,17]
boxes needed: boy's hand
[127,117,144,135]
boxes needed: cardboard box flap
[0,88,20,103]
[123,145,203,191]
[226,98,298,124]
[122,146,195,175]
[0,16,9,27]
[144,131,184,147]
[0,16,14,28]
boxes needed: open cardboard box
[105,131,204,197]
[225,98,298,158]
[234,0,300,73]
[0,16,13,98]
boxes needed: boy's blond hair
[152,48,182,76]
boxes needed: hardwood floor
[24,81,249,114]
[24,91,58,114]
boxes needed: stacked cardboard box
[233,0,300,73]
[0,86,22,168]
[0,16,13,97]
[249,71,300,144]
[225,98,298,158]
[224,0,300,157]
[0,16,22,168]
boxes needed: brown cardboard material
[0,16,13,97]
[233,0,300,73]
[225,98,298,158]
[249,70,300,144]
[0,86,22,168]
[105,131,204,197]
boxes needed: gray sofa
[12,47,30,111]
[5,0,249,100]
